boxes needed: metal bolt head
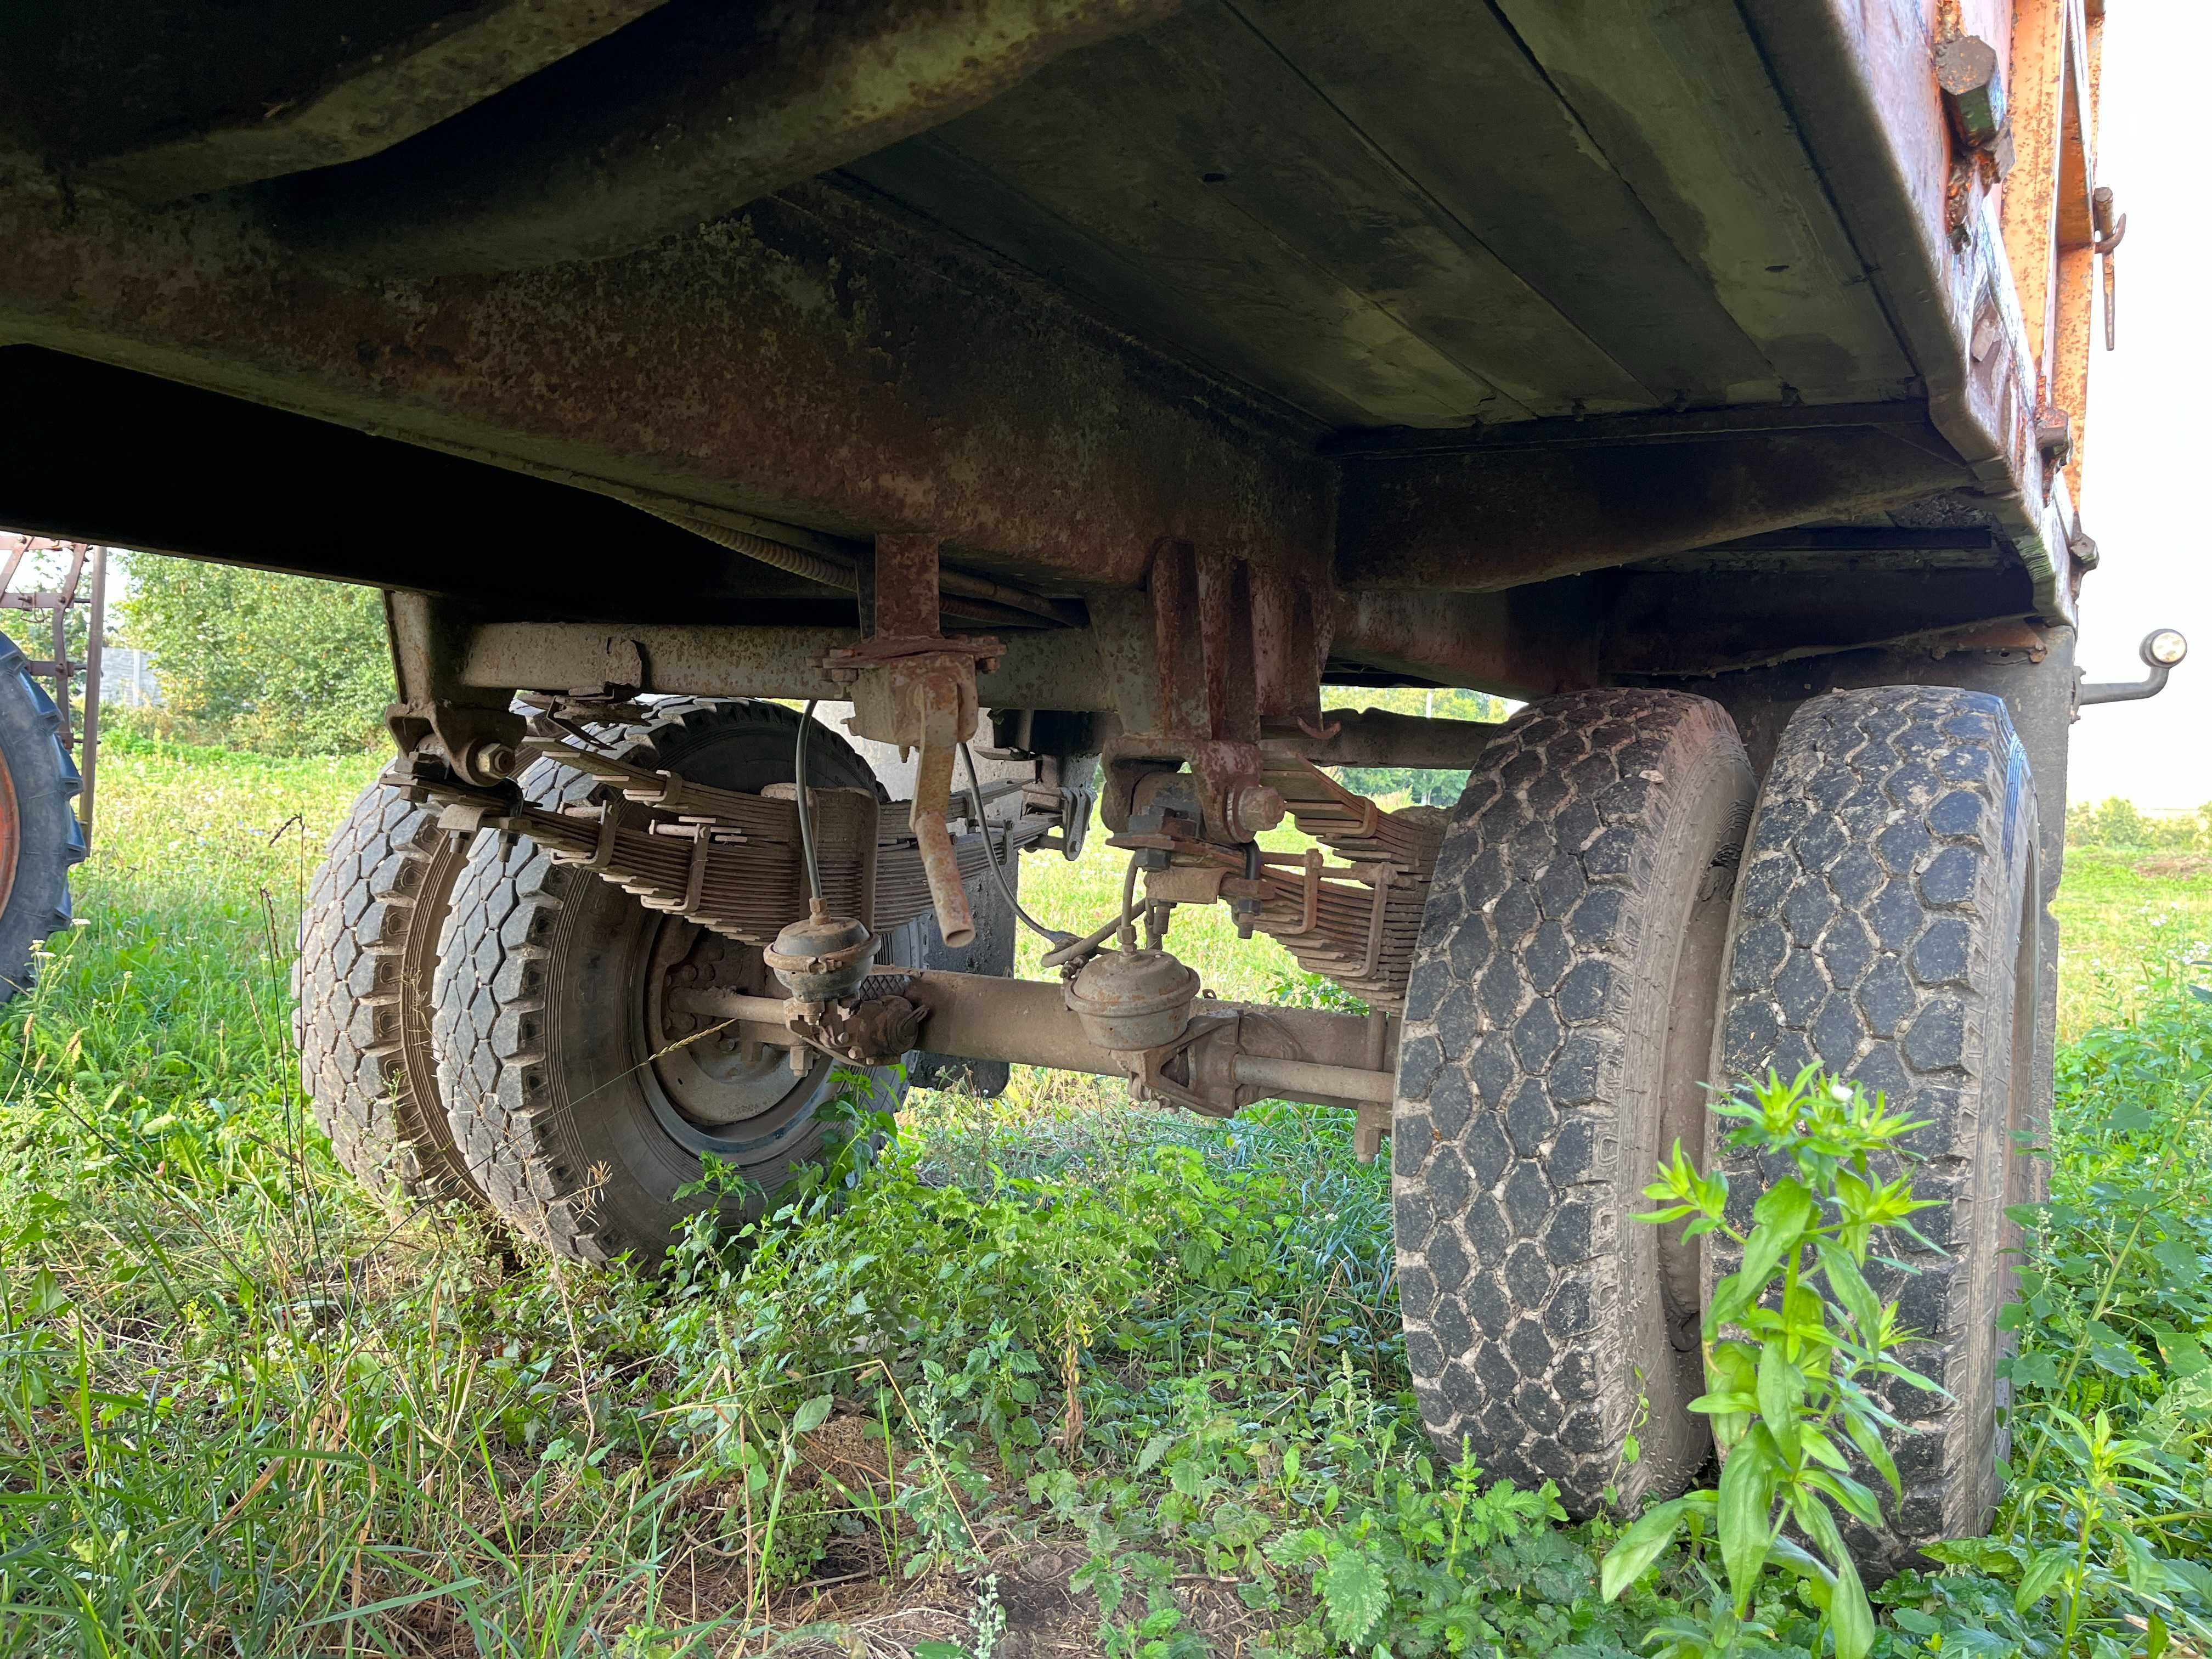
[475,741,520,780]
[1229,785,1286,838]
[2145,628,2189,668]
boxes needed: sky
[2064,5,2212,809]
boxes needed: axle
[667,968,1398,1110]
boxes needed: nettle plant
[1602,1067,1940,1659]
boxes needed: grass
[0,735,2207,1656]
[2050,847,2212,1040]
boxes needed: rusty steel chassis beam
[0,92,2068,817]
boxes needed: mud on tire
[1393,688,1753,1515]
[1708,685,2040,1571]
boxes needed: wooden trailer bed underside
[0,0,2106,693]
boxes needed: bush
[119,555,392,754]
[2067,797,2211,853]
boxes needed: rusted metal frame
[460,620,1114,708]
[1094,540,1321,843]
[384,594,528,786]
[873,534,942,641]
[1328,583,1601,702]
[1736,1,2076,628]
[2008,1,2102,488]
[1271,706,1504,768]
[828,535,1006,949]
[1996,0,2067,383]
[0,184,1351,720]
[269,0,1183,274]
[76,0,675,204]
[48,544,87,754]
[2056,3,2101,253]
[2062,4,2113,481]
[0,180,1331,597]
[1334,421,1971,596]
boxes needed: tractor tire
[1393,689,1753,1516]
[1708,686,2040,1571]
[431,701,932,1262]
[0,635,86,1002]
[297,785,487,1205]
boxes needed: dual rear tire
[1395,683,2041,1564]
[298,700,1009,1260]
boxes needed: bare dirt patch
[2138,854,2212,878]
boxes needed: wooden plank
[850,138,1373,430]
[852,136,1453,429]
[1489,0,1917,404]
[858,25,1513,428]
[861,1,1671,425]
[1232,0,1776,407]
[1131,5,1656,416]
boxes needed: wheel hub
[642,919,808,1128]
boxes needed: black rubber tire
[1708,685,2040,1572]
[1393,689,1753,1516]
[432,701,919,1263]
[0,635,86,1002]
[297,785,487,1205]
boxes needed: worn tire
[432,701,919,1263]
[297,785,487,1204]
[1394,689,1753,1515]
[0,635,86,1002]
[1708,685,2040,1571]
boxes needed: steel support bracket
[384,592,528,786]
[827,533,1002,949]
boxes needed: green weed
[2,742,2211,1656]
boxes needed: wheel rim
[640,916,822,1135]
[627,914,836,1159]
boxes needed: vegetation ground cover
[0,735,2207,1657]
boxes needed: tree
[119,555,392,754]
